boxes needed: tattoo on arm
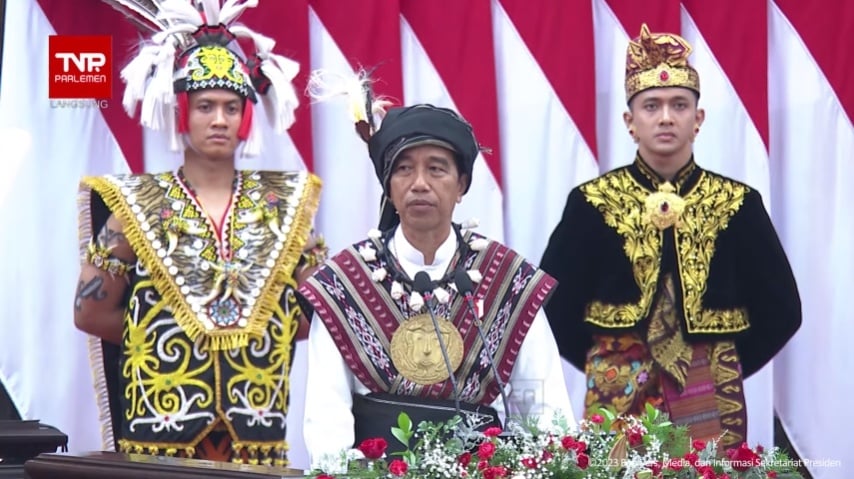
[96,225,126,247]
[75,277,108,311]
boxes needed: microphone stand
[413,271,462,417]
[454,270,513,429]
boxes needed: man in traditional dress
[299,104,573,466]
[540,24,801,448]
[73,0,324,465]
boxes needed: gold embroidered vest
[581,167,750,334]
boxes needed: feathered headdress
[103,0,300,156]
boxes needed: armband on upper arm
[299,233,329,268]
[84,241,133,277]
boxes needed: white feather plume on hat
[103,0,300,156]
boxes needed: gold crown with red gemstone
[625,23,700,102]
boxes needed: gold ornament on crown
[625,24,700,101]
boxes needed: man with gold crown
[540,24,801,448]
[73,0,324,465]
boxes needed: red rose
[484,426,503,437]
[577,452,590,469]
[650,461,663,475]
[684,452,700,467]
[521,457,537,469]
[692,440,707,451]
[483,465,508,479]
[357,437,387,460]
[718,474,731,479]
[541,450,554,462]
[564,438,587,454]
[726,443,762,471]
[561,436,576,451]
[477,459,489,471]
[590,414,605,424]
[627,429,643,447]
[767,472,778,478]
[459,452,472,467]
[478,442,496,460]
[666,457,685,471]
[388,459,408,477]
[316,475,335,479]
[696,465,715,479]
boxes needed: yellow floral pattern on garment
[581,170,750,333]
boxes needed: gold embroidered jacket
[77,170,320,463]
[540,157,801,378]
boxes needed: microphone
[454,269,512,428]
[413,271,462,415]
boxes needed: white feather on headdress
[307,69,391,123]
[101,0,162,34]
[231,25,300,133]
[219,0,259,25]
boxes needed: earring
[694,126,700,134]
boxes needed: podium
[24,452,308,479]
[0,421,68,479]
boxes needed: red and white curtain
[1,1,850,476]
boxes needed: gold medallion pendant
[390,314,464,385]
[644,182,686,230]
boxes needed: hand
[295,262,320,286]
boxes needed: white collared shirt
[303,227,574,468]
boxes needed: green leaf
[601,407,617,422]
[391,427,410,448]
[398,412,413,432]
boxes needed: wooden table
[25,451,308,479]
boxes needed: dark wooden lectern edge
[24,451,307,479]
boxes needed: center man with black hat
[298,104,573,467]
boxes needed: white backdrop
[1,1,851,476]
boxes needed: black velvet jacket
[540,156,801,378]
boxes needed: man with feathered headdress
[73,0,324,465]
[298,75,573,467]
[540,24,801,448]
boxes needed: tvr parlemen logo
[53,52,108,83]
[48,35,112,100]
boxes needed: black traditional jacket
[540,156,801,377]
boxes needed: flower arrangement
[310,404,804,479]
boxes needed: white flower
[433,287,450,304]
[367,228,382,239]
[316,452,349,474]
[409,291,425,311]
[469,238,489,251]
[371,267,387,282]
[391,280,404,300]
[358,244,377,262]
[460,217,480,229]
[467,269,483,283]
[345,448,366,462]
